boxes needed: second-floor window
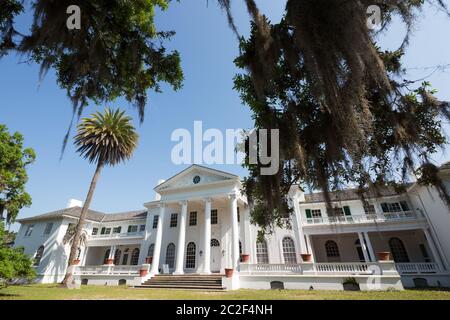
[128,225,138,233]
[152,215,159,229]
[364,204,376,215]
[305,209,322,219]
[24,224,34,237]
[100,227,111,235]
[139,224,145,232]
[189,211,197,226]
[170,213,178,228]
[381,201,410,213]
[211,209,218,224]
[43,222,53,235]
[92,228,98,235]
[113,226,122,234]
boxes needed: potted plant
[343,277,360,291]
[301,253,312,262]
[241,254,250,262]
[105,258,114,265]
[72,259,81,265]
[145,256,153,264]
[377,251,390,261]
[139,268,148,277]
[225,268,234,278]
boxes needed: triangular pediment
[154,165,239,192]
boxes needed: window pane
[165,243,176,268]
[256,241,269,264]
[130,248,140,265]
[170,213,178,228]
[189,211,197,226]
[211,210,218,224]
[185,242,196,268]
[152,215,159,229]
[282,237,297,263]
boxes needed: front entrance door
[210,239,221,272]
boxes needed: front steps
[136,274,225,290]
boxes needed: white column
[358,232,370,262]
[108,245,116,259]
[423,228,444,271]
[305,234,316,262]
[363,232,376,262]
[202,198,212,274]
[229,193,240,269]
[150,203,165,274]
[291,196,308,254]
[174,200,188,275]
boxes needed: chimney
[154,179,165,201]
[66,199,83,208]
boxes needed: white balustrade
[313,263,373,274]
[395,262,438,274]
[74,265,141,276]
[242,264,303,274]
[89,231,145,240]
[304,211,419,226]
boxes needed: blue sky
[1,1,449,229]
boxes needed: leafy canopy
[0,124,36,224]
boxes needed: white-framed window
[256,240,269,264]
[139,224,145,232]
[325,240,340,258]
[113,226,122,234]
[92,227,98,235]
[165,243,176,268]
[152,215,159,229]
[237,207,240,222]
[127,225,138,233]
[147,243,155,257]
[185,242,196,269]
[43,222,53,235]
[104,249,111,264]
[170,213,178,228]
[311,209,322,218]
[24,224,34,237]
[381,201,410,213]
[114,249,121,265]
[189,211,197,226]
[211,209,218,224]
[130,248,140,265]
[34,245,44,266]
[282,237,297,264]
[363,204,376,215]
[100,227,111,235]
[389,237,410,262]
[211,239,220,247]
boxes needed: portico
[143,165,246,275]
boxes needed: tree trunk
[62,161,103,287]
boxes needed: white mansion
[14,164,450,290]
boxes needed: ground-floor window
[389,237,410,262]
[114,249,121,265]
[325,240,340,261]
[130,248,140,265]
[282,237,297,264]
[34,245,44,266]
[185,242,196,269]
[147,243,154,257]
[256,240,269,264]
[165,243,176,268]
[103,249,110,264]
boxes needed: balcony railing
[313,262,373,274]
[304,211,420,225]
[241,262,378,275]
[244,263,303,274]
[74,265,141,276]
[88,231,145,240]
[395,262,438,275]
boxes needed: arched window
[185,242,196,269]
[389,237,410,262]
[114,249,122,265]
[130,248,140,265]
[355,239,365,262]
[103,249,110,264]
[282,237,297,264]
[34,245,44,266]
[211,239,220,247]
[165,243,176,268]
[147,243,155,257]
[256,240,269,264]
[325,240,340,261]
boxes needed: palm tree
[62,108,138,286]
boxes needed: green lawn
[1,284,450,300]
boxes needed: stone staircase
[136,274,225,290]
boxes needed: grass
[1,284,450,300]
